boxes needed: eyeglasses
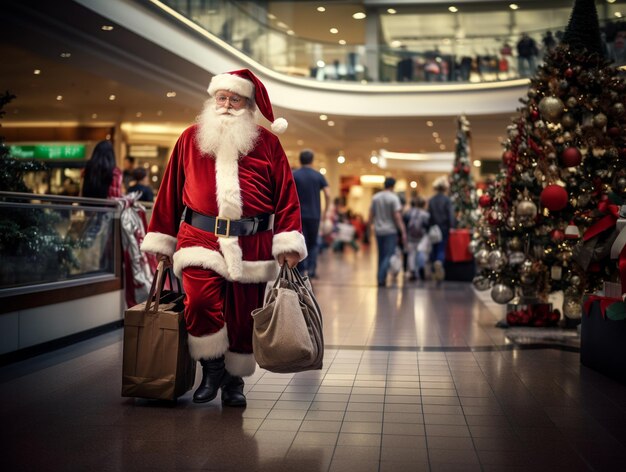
[216,95,244,105]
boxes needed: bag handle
[145,260,181,313]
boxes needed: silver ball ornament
[538,96,565,122]
[472,276,491,291]
[488,250,508,271]
[475,249,490,268]
[491,284,514,304]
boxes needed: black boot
[193,356,225,403]
[221,371,247,407]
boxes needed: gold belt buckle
[215,216,231,237]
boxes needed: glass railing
[152,0,626,85]
[0,192,121,296]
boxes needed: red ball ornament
[502,150,514,165]
[608,127,621,138]
[530,109,540,121]
[565,68,574,78]
[561,147,582,167]
[540,185,569,211]
[478,194,493,208]
[550,229,565,242]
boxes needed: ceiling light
[361,175,385,185]
[317,6,326,12]
[382,137,389,143]
[435,138,442,143]
[352,12,366,20]
[339,39,346,45]
[101,25,114,31]
[287,30,295,35]
[166,91,177,98]
[330,28,339,34]
[56,95,63,101]
[327,121,335,126]
[319,114,328,121]
[607,0,616,3]
[439,144,446,150]
[136,112,142,117]
[151,165,159,173]
[387,8,397,14]
[277,21,288,29]
[616,12,623,18]
[509,3,519,10]
[370,155,379,164]
[337,155,345,164]
[297,139,304,145]
[473,160,482,167]
[449,6,458,13]
[60,52,71,58]
[432,132,439,138]
[91,113,97,119]
[33,69,41,75]
[390,40,402,48]
[109,94,116,101]
[267,13,276,20]
[157,110,163,116]
[316,60,326,68]
[426,121,434,127]
[410,181,418,189]
[320,167,327,175]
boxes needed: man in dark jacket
[428,176,455,282]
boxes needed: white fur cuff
[272,231,307,261]
[225,351,256,377]
[208,73,254,98]
[141,232,177,257]
[187,325,230,361]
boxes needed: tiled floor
[2,246,626,471]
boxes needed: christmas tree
[0,92,80,285]
[472,0,625,325]
[448,115,478,229]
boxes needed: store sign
[9,144,86,160]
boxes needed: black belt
[184,208,273,237]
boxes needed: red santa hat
[207,69,288,134]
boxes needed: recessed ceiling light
[426,121,434,127]
[432,132,439,138]
[370,155,379,164]
[330,27,339,34]
[157,110,163,116]
[317,6,325,12]
[60,52,71,58]
[136,112,142,118]
[33,69,41,75]
[337,155,345,164]
[319,114,328,121]
[166,91,177,98]
[449,6,458,13]
[509,4,519,10]
[320,167,327,175]
[277,21,288,29]
[608,0,617,4]
[267,13,276,20]
[382,137,389,143]
[410,181,418,189]
[435,138,442,143]
[56,95,63,101]
[297,139,304,145]
[387,8,397,14]
[439,144,446,150]
[615,11,623,17]
[91,113,98,119]
[473,160,482,167]
[101,25,114,31]
[352,12,366,20]
[316,60,326,68]
[287,30,295,35]
[327,121,335,126]
[338,39,346,45]
[391,40,402,48]
[109,94,116,101]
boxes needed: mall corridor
[1,246,626,472]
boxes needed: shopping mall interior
[2,0,626,470]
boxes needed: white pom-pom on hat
[207,69,288,134]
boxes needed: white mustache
[215,107,247,116]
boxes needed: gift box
[505,302,558,327]
[581,298,626,384]
[445,229,473,262]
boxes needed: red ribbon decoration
[583,295,622,319]
[583,201,620,241]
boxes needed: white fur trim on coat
[272,231,307,261]
[141,232,177,257]
[208,73,254,98]
[173,245,279,283]
[188,325,229,360]
[225,351,256,377]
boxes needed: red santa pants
[182,266,265,354]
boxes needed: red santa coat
[141,124,306,376]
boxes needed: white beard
[195,99,259,159]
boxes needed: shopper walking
[405,196,430,281]
[428,177,455,282]
[293,149,330,278]
[368,177,406,287]
[517,33,538,77]
[141,69,305,407]
[81,140,122,199]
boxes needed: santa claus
[141,69,306,407]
